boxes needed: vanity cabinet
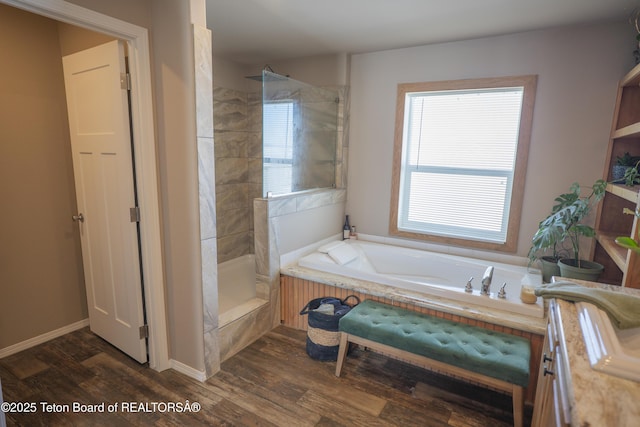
[593,63,640,287]
[531,300,571,427]
[532,284,640,426]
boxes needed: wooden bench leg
[335,332,349,377]
[512,385,524,427]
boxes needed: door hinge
[139,324,149,339]
[121,72,131,90]
[130,206,140,223]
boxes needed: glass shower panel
[262,70,338,197]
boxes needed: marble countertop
[552,278,640,427]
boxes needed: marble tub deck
[282,264,547,335]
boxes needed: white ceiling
[206,0,639,65]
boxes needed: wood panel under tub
[280,274,544,405]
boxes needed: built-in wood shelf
[595,231,628,271]
[621,62,640,87]
[606,183,640,204]
[594,64,640,287]
[613,122,640,139]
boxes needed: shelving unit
[592,63,640,287]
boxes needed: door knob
[72,213,85,222]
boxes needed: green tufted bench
[335,300,530,427]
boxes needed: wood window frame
[389,75,538,252]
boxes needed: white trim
[2,0,170,371]
[0,319,89,359]
[170,359,208,382]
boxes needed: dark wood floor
[0,326,531,426]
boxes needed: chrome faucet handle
[498,283,507,299]
[465,277,473,293]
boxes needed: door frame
[3,0,170,371]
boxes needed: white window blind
[398,87,525,243]
[263,101,294,196]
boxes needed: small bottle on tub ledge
[343,215,350,240]
[349,226,358,240]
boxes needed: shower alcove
[214,68,346,360]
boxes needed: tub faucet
[481,266,494,295]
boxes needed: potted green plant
[622,160,640,186]
[529,179,607,282]
[527,224,568,283]
[528,244,565,283]
[631,8,640,64]
[612,152,639,183]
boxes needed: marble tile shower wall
[213,87,262,264]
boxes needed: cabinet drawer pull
[544,367,555,377]
[543,353,553,363]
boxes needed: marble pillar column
[194,24,219,378]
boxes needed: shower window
[263,100,295,195]
[261,70,338,197]
[390,75,537,252]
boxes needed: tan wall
[57,22,115,56]
[0,5,87,348]
[65,0,152,29]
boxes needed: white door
[63,40,147,363]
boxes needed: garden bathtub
[297,240,544,318]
